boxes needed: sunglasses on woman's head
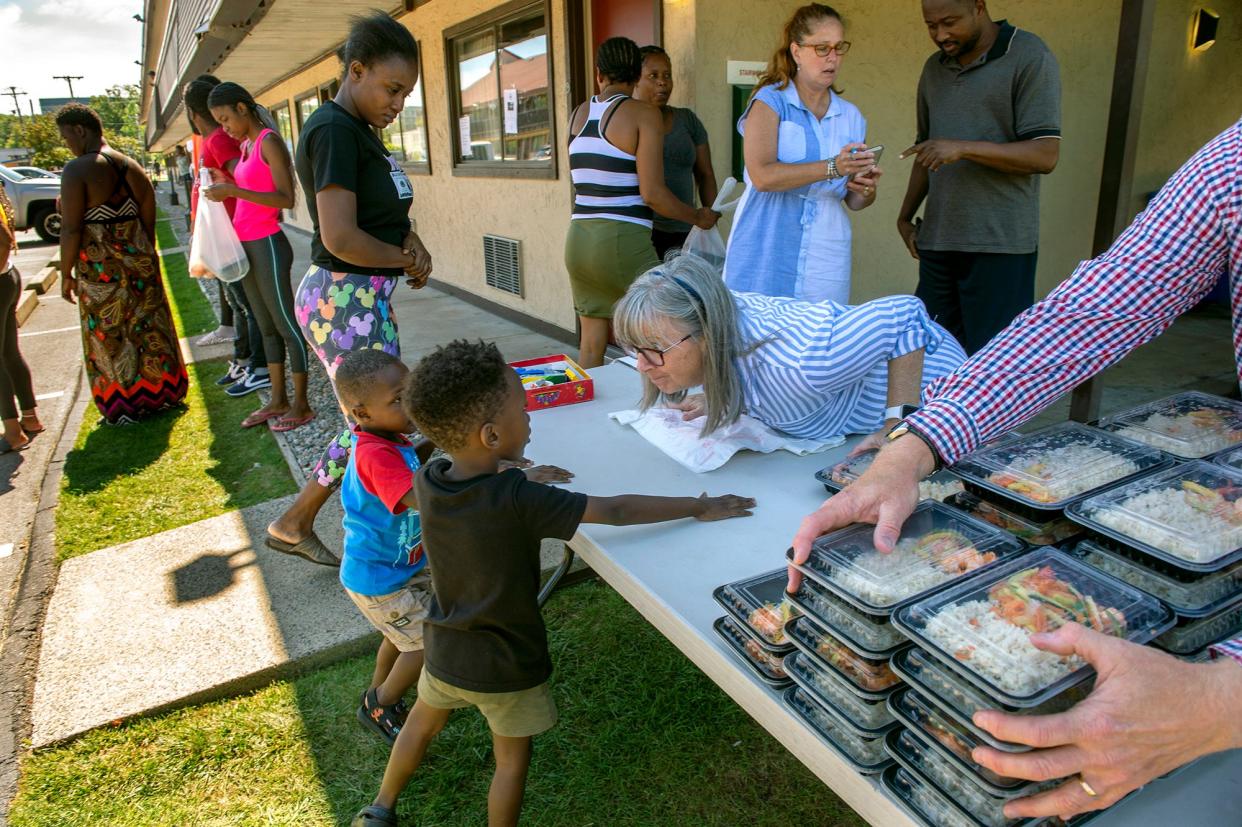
[624,333,692,367]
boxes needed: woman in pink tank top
[205,82,315,432]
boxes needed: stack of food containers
[712,569,799,688]
[888,548,1174,826]
[777,501,1025,777]
[1065,460,1242,660]
[817,449,964,502]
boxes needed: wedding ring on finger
[1078,777,1099,798]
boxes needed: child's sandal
[357,688,404,744]
[351,805,397,826]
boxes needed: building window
[380,55,431,175]
[272,104,294,150]
[445,0,554,178]
[296,93,320,133]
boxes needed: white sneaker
[197,326,236,346]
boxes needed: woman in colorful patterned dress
[57,104,188,424]
[264,12,431,565]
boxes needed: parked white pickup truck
[0,165,60,242]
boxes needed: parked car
[0,165,61,242]
[10,166,59,180]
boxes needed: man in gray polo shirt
[897,0,1061,355]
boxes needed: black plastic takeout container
[1095,391,1242,460]
[1066,460,1242,574]
[712,568,799,651]
[1068,538,1242,619]
[783,685,891,774]
[712,615,790,688]
[783,650,897,736]
[892,548,1174,709]
[785,574,907,658]
[887,686,1050,798]
[784,614,904,699]
[785,500,1025,616]
[952,422,1169,518]
[882,728,1054,827]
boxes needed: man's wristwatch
[886,409,945,473]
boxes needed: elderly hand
[971,623,1242,820]
[787,434,928,591]
[900,139,967,172]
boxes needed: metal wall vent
[483,234,523,297]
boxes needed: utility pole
[53,75,84,100]
[27,100,34,117]
[3,87,25,121]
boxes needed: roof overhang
[145,0,405,152]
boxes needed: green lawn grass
[9,582,869,827]
[53,217,296,560]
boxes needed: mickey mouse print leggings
[295,266,401,488]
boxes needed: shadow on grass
[60,406,183,495]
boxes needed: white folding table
[526,363,1242,826]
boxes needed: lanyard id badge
[388,156,413,200]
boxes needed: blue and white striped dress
[732,292,967,440]
[568,94,653,228]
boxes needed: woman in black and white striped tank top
[565,37,719,368]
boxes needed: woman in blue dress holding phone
[724,3,882,304]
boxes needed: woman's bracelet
[825,157,841,180]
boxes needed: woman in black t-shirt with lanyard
[266,12,432,564]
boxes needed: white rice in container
[923,600,1083,695]
[922,476,965,502]
[799,658,893,728]
[987,444,1140,502]
[1091,487,1242,563]
[801,585,905,650]
[828,545,955,607]
[1112,410,1242,457]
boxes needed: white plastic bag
[680,176,745,272]
[188,169,249,282]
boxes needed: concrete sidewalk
[27,191,585,749]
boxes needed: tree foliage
[0,85,145,168]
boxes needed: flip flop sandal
[0,436,30,455]
[241,409,283,429]
[357,687,404,745]
[271,413,316,433]
[264,532,340,567]
[351,805,398,827]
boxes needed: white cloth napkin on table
[608,407,843,473]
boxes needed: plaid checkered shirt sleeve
[901,119,1242,658]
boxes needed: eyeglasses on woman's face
[798,40,851,57]
[624,333,693,367]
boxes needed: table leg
[537,542,578,607]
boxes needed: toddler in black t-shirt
[349,340,755,827]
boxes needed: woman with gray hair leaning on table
[611,254,965,446]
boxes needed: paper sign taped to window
[503,88,519,134]
[459,116,472,158]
